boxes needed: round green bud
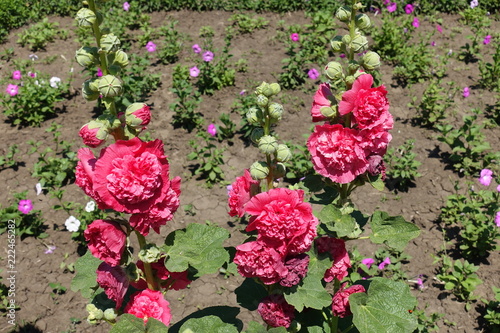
[320,106,337,118]
[324,61,344,80]
[348,60,360,73]
[255,82,272,96]
[103,308,118,322]
[353,2,364,10]
[100,33,121,53]
[336,6,351,22]
[274,162,286,179]
[113,50,129,67]
[82,80,100,101]
[330,35,344,52]
[350,35,368,53]
[256,94,269,108]
[268,103,283,122]
[125,103,151,128]
[75,46,98,68]
[276,144,292,163]
[361,51,381,71]
[85,120,110,140]
[125,262,140,282]
[342,34,351,45]
[345,75,356,86]
[98,75,123,98]
[76,8,96,28]
[250,161,270,180]
[355,14,371,30]
[269,83,281,95]
[86,304,103,320]
[138,244,161,264]
[258,135,278,155]
[246,107,262,125]
[250,127,264,144]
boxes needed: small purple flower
[18,199,33,214]
[123,2,130,11]
[404,28,408,33]
[207,123,217,137]
[189,66,200,77]
[447,49,453,56]
[45,245,56,254]
[436,24,443,33]
[290,33,299,42]
[404,4,414,14]
[412,17,420,28]
[497,184,500,192]
[145,41,157,52]
[28,71,36,78]
[307,68,320,80]
[239,90,246,95]
[470,0,478,9]
[431,41,436,46]
[97,68,103,77]
[226,184,233,196]
[479,169,493,186]
[192,44,201,54]
[463,87,470,98]
[202,51,214,62]
[496,212,500,227]
[6,84,19,97]
[12,70,21,80]
[361,258,375,269]
[387,2,397,12]
[483,35,492,45]
[339,53,346,58]
[416,278,424,289]
[378,257,391,270]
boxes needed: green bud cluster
[138,244,161,264]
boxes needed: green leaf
[146,318,169,333]
[284,250,333,311]
[71,251,101,298]
[317,204,362,238]
[163,223,230,277]
[179,316,238,333]
[369,211,420,251]
[243,321,287,333]
[350,278,418,333]
[235,278,268,311]
[109,314,146,333]
[368,174,385,191]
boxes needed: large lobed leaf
[369,211,420,251]
[179,316,238,333]
[71,250,101,298]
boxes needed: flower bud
[268,103,283,122]
[138,244,161,264]
[79,120,109,148]
[255,82,273,97]
[250,161,270,180]
[361,51,381,71]
[345,75,355,86]
[76,8,96,28]
[258,135,278,155]
[269,83,281,95]
[324,61,344,80]
[98,75,123,98]
[82,80,100,101]
[113,50,129,67]
[273,162,286,179]
[350,35,368,53]
[250,127,264,143]
[320,106,337,118]
[246,107,262,125]
[348,60,360,73]
[336,6,351,22]
[103,308,117,322]
[75,46,98,68]
[276,144,292,162]
[86,304,103,321]
[100,34,121,53]
[256,94,269,108]
[125,103,151,128]
[342,35,351,45]
[331,36,344,52]
[355,14,371,30]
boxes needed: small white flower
[50,76,61,88]
[85,201,96,212]
[65,216,81,232]
[35,183,42,195]
[29,54,39,61]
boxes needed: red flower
[280,254,310,287]
[84,219,127,266]
[339,74,392,131]
[227,169,260,217]
[332,283,366,318]
[96,262,129,309]
[315,237,351,282]
[124,289,171,326]
[132,258,191,291]
[311,83,334,122]
[258,294,295,328]
[307,124,368,184]
[75,148,101,203]
[76,138,179,214]
[233,241,288,285]
[79,124,105,148]
[359,127,392,157]
[129,176,181,236]
[245,188,318,256]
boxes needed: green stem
[88,0,108,76]
[330,279,341,333]
[135,231,158,291]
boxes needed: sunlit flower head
[203,51,214,62]
[145,41,157,52]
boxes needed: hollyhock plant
[6,84,19,97]
[310,82,334,122]
[315,237,351,282]
[338,73,392,131]
[125,103,151,129]
[78,122,108,148]
[280,254,310,287]
[245,188,318,255]
[18,199,33,214]
[479,169,493,186]
[12,70,21,80]
[258,294,295,328]
[124,289,172,326]
[290,33,299,42]
[84,219,127,266]
[307,124,368,184]
[133,258,191,291]
[202,51,214,62]
[227,169,260,217]
[331,283,366,318]
[96,262,129,308]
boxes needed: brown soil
[0,9,499,333]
